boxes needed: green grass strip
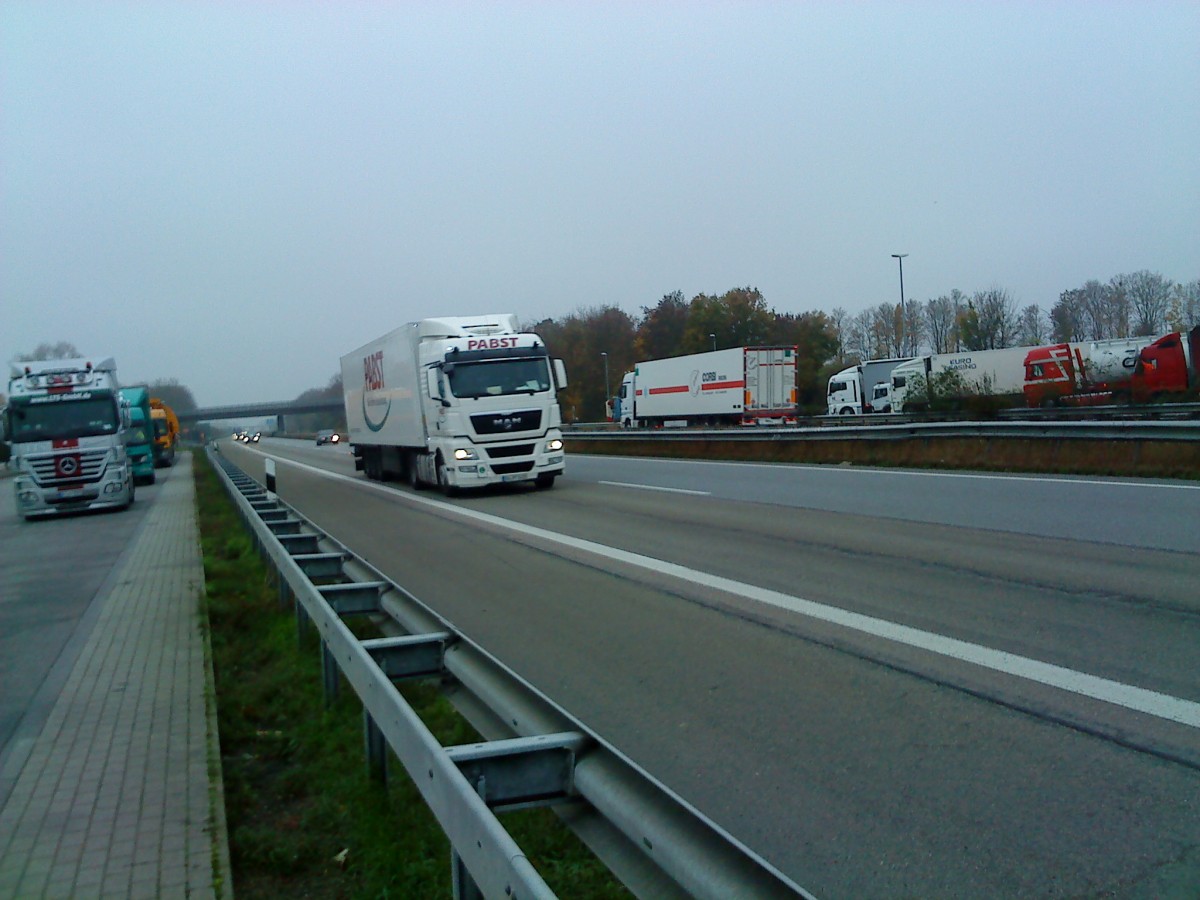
[194,453,631,899]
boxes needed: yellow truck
[149,398,180,467]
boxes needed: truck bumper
[14,469,134,519]
[445,454,565,489]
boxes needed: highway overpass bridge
[181,399,342,431]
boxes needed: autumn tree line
[10,270,1196,425]
[526,271,1199,421]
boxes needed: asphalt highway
[186,441,1200,896]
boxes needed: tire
[535,473,557,490]
[435,455,458,497]
[839,407,854,416]
[407,453,424,491]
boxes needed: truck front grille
[484,443,535,459]
[28,449,108,486]
[471,410,542,435]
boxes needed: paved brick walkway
[0,454,232,899]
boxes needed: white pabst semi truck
[341,315,568,493]
[826,357,913,415]
[614,346,798,428]
[3,357,135,520]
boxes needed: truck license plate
[501,473,531,483]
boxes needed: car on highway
[316,429,340,445]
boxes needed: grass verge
[194,452,632,899]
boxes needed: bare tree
[1121,270,1173,336]
[846,309,873,360]
[1051,289,1087,342]
[1016,304,1048,346]
[15,341,81,361]
[902,301,924,355]
[829,306,849,360]
[966,289,1019,349]
[924,295,957,354]
[1168,279,1200,331]
[870,303,903,357]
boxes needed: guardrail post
[364,710,387,785]
[295,597,310,648]
[452,846,485,899]
[322,642,339,705]
[450,774,488,899]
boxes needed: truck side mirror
[553,359,568,390]
[426,368,450,407]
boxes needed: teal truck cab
[119,386,156,485]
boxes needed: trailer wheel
[406,452,424,491]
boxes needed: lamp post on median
[891,253,909,355]
[600,352,610,421]
[709,333,717,352]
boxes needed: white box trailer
[341,314,568,492]
[826,357,912,415]
[889,346,1034,412]
[615,346,797,427]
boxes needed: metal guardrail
[567,418,1200,443]
[206,446,810,899]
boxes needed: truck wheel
[535,473,556,490]
[839,407,854,416]
[407,453,424,491]
[435,455,458,497]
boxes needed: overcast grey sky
[3,1,1197,406]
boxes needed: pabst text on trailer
[341,314,568,492]
[3,357,135,520]
[614,347,798,428]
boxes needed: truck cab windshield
[445,358,551,399]
[7,395,120,443]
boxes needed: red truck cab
[1132,326,1200,400]
[1023,344,1079,407]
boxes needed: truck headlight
[544,438,563,452]
[453,448,478,461]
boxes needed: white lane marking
[248,448,1200,729]
[577,454,1200,491]
[600,481,711,496]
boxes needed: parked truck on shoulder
[1130,326,1200,401]
[614,346,798,428]
[119,385,156,484]
[826,357,912,415]
[340,314,568,492]
[1022,337,1153,407]
[150,398,180,467]
[889,346,1034,413]
[3,357,135,520]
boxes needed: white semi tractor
[3,357,135,520]
[826,357,912,415]
[340,314,568,493]
[614,346,798,428]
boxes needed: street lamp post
[600,352,610,420]
[709,333,717,352]
[891,253,909,354]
